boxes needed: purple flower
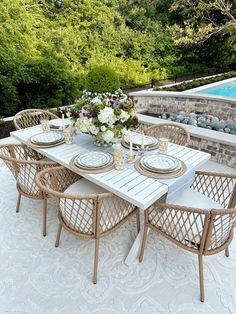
[114,99,120,107]
[88,109,97,118]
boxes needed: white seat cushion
[17,164,40,196]
[63,178,108,195]
[171,188,223,210]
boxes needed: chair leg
[93,238,100,284]
[16,192,21,213]
[198,254,205,302]
[42,197,47,237]
[225,247,229,257]
[55,222,62,247]
[135,208,140,234]
[139,223,148,263]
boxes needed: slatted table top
[11,126,211,209]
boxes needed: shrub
[85,65,120,93]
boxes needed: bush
[85,65,120,93]
[0,52,82,117]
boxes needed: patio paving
[0,138,236,313]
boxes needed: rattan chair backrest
[0,144,56,198]
[145,123,190,146]
[192,171,236,209]
[13,109,58,130]
[36,166,136,236]
[147,202,210,253]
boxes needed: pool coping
[129,90,236,104]
[137,112,236,148]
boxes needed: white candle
[62,113,65,130]
[141,131,145,149]
[129,136,133,157]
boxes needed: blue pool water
[195,80,236,99]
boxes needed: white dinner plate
[75,152,113,168]
[141,154,181,173]
[125,133,157,147]
[49,119,71,129]
[31,132,64,145]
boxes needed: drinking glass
[114,151,125,170]
[159,138,169,154]
[41,119,50,132]
[63,127,73,145]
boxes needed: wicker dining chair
[13,109,58,130]
[139,171,236,302]
[36,166,140,284]
[145,123,190,146]
[0,143,57,236]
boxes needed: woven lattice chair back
[191,171,236,208]
[145,123,190,146]
[13,109,58,130]
[36,166,138,237]
[147,203,210,253]
[0,144,57,199]
[36,166,97,236]
[98,194,138,235]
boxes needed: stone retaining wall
[132,93,236,120]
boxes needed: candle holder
[127,154,135,163]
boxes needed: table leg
[124,194,167,266]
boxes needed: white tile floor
[0,137,236,313]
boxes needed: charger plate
[124,133,158,147]
[30,132,64,145]
[69,156,114,174]
[27,135,65,148]
[75,151,113,168]
[135,157,186,179]
[141,154,181,173]
[49,119,71,129]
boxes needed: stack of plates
[74,151,114,170]
[124,132,158,148]
[140,154,181,174]
[30,132,65,146]
[49,119,71,130]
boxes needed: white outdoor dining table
[11,125,211,264]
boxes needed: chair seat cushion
[63,178,107,195]
[171,188,223,210]
[60,179,134,234]
[17,165,40,197]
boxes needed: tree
[170,0,236,45]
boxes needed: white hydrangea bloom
[91,97,102,105]
[77,117,92,132]
[89,125,99,135]
[98,107,117,126]
[119,109,130,122]
[102,130,114,143]
[101,125,107,132]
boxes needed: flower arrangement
[69,89,138,144]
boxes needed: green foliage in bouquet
[69,90,138,143]
[85,66,120,93]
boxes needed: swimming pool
[184,78,236,99]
